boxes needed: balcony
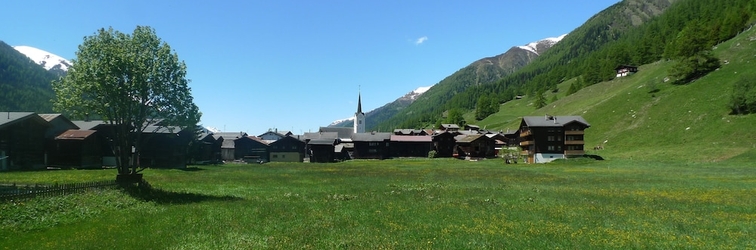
[565,130,584,135]
[520,130,532,137]
[564,150,585,156]
[520,140,534,146]
[564,140,584,145]
[521,150,530,155]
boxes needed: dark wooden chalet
[193,132,221,164]
[351,132,391,159]
[454,134,496,158]
[39,114,82,167]
[139,126,193,168]
[268,136,306,162]
[308,138,339,163]
[519,115,590,163]
[51,130,101,169]
[213,132,248,161]
[258,129,292,141]
[432,131,457,157]
[615,65,638,78]
[390,135,433,158]
[0,112,49,170]
[303,132,339,159]
[439,124,460,132]
[233,136,269,162]
[72,120,119,166]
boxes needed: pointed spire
[357,92,363,114]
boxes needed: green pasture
[2,158,754,249]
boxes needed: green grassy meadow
[2,159,755,249]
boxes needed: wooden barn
[51,130,101,169]
[193,132,221,164]
[0,112,49,170]
[454,134,496,158]
[432,131,457,158]
[308,138,338,163]
[390,135,433,158]
[268,136,306,162]
[351,132,391,159]
[138,126,193,168]
[234,136,269,162]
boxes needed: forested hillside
[376,0,755,131]
[0,41,57,112]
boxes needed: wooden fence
[0,180,119,201]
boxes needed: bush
[729,75,756,114]
[427,150,437,158]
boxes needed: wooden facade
[268,136,305,162]
[351,132,391,159]
[519,116,590,163]
[234,136,269,162]
[389,135,433,158]
[432,132,457,158]
[51,130,101,169]
[308,138,337,163]
[454,134,496,158]
[0,112,49,170]
[139,126,193,168]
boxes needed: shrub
[729,75,756,114]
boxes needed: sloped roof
[55,129,96,140]
[304,132,339,140]
[213,132,248,140]
[390,135,432,142]
[71,120,108,130]
[522,116,590,128]
[143,125,183,134]
[455,134,488,143]
[440,124,460,130]
[309,138,337,145]
[351,132,392,142]
[0,112,48,130]
[38,114,79,129]
[319,127,354,139]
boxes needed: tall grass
[2,159,754,249]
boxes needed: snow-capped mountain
[516,34,567,55]
[13,46,72,72]
[328,86,432,128]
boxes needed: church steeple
[354,91,366,133]
[357,92,363,114]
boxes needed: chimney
[554,117,558,124]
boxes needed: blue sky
[2,0,619,135]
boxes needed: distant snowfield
[516,34,567,55]
[13,45,72,71]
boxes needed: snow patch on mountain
[516,34,567,55]
[13,46,72,71]
[329,117,354,126]
[409,86,432,100]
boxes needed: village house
[39,114,83,167]
[213,132,247,161]
[454,134,496,158]
[519,115,590,163]
[268,136,306,162]
[308,138,339,163]
[615,65,638,78]
[193,132,221,164]
[138,125,194,168]
[390,135,433,158]
[432,131,458,158]
[351,132,391,159]
[0,112,49,170]
[52,129,101,169]
[233,136,269,162]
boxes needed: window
[548,146,555,151]
[273,155,278,158]
[548,136,555,141]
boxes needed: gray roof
[522,116,590,128]
[213,132,248,140]
[0,112,45,129]
[304,132,339,140]
[143,125,183,134]
[221,140,235,149]
[71,120,108,130]
[351,132,392,142]
[309,138,337,145]
[319,127,354,139]
[441,124,460,129]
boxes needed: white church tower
[354,92,366,133]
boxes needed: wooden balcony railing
[564,140,584,145]
[520,140,534,146]
[565,130,584,135]
[520,130,532,137]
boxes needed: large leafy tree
[53,26,201,176]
